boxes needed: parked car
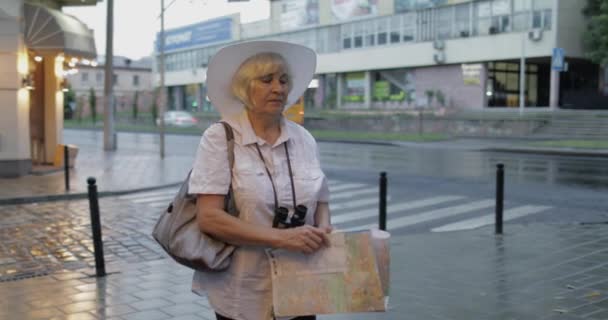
[156,110,198,128]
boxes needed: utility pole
[519,29,526,116]
[103,0,116,150]
[549,0,560,110]
[159,0,166,158]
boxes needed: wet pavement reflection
[318,142,608,190]
[64,130,608,190]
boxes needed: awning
[24,3,97,59]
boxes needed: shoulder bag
[152,121,238,271]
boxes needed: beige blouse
[188,111,330,320]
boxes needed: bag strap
[218,121,236,213]
[218,121,235,170]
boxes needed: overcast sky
[63,0,270,60]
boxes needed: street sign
[552,47,565,71]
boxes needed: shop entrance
[29,58,46,164]
[486,59,550,108]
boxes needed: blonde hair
[231,52,292,108]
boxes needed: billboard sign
[156,17,232,52]
[394,0,469,13]
[462,63,482,85]
[280,0,319,30]
[331,0,377,21]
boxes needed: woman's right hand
[276,225,332,254]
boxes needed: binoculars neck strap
[254,142,297,211]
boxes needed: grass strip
[529,140,608,149]
[65,121,448,142]
[309,130,448,142]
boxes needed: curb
[315,138,399,146]
[482,147,608,158]
[0,182,182,206]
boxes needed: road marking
[131,194,175,203]
[341,199,495,232]
[144,200,174,209]
[332,195,465,224]
[329,183,368,193]
[331,188,377,200]
[119,189,177,200]
[431,205,552,232]
[330,197,389,211]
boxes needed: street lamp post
[549,0,560,110]
[519,25,526,117]
[159,0,166,158]
[103,0,116,150]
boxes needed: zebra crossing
[120,179,552,233]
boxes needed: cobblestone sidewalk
[0,198,165,282]
[1,193,608,319]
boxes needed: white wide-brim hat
[206,40,317,118]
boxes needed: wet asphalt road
[64,130,608,230]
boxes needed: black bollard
[379,172,387,231]
[64,145,70,191]
[87,177,106,277]
[495,164,504,235]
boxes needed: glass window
[402,12,416,41]
[133,75,140,86]
[436,7,453,38]
[96,72,102,83]
[112,74,118,86]
[543,9,552,29]
[378,32,387,45]
[377,17,388,45]
[354,22,364,48]
[81,72,88,82]
[390,31,400,43]
[533,0,552,10]
[487,61,540,108]
[390,16,401,43]
[492,0,510,16]
[513,0,531,11]
[341,24,352,49]
[501,16,510,32]
[365,21,376,47]
[344,72,365,103]
[343,38,352,49]
[506,73,519,91]
[532,11,542,28]
[455,5,470,37]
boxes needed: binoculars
[273,205,307,229]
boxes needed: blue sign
[156,17,232,52]
[552,47,565,71]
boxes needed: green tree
[63,84,75,119]
[89,88,97,124]
[583,0,608,65]
[76,95,84,122]
[132,91,139,121]
[435,89,446,107]
[425,89,435,108]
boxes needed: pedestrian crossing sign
[552,48,565,71]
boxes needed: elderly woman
[188,41,332,320]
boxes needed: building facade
[0,0,98,177]
[156,0,605,114]
[66,56,154,118]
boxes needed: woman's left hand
[275,225,332,254]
